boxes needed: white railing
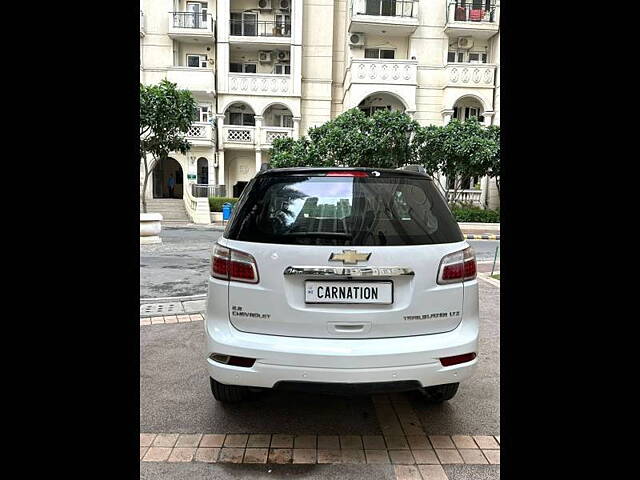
[183,180,211,225]
[223,126,255,144]
[263,127,293,145]
[183,123,214,144]
[447,189,482,206]
[445,63,496,87]
[350,59,417,85]
[352,0,418,18]
[228,73,292,96]
[166,67,215,92]
[447,2,499,24]
[168,12,215,36]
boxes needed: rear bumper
[205,284,479,390]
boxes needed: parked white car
[205,166,479,403]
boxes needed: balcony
[185,123,215,147]
[350,58,417,86]
[262,127,294,145]
[229,20,292,44]
[346,58,417,111]
[445,63,496,88]
[168,12,215,42]
[445,2,500,39]
[166,67,215,94]
[222,126,256,148]
[140,10,145,37]
[227,73,293,96]
[349,0,419,36]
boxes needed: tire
[210,377,248,403]
[423,383,459,403]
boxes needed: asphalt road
[140,280,499,479]
[140,227,499,298]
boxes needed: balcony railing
[183,123,214,144]
[447,2,498,23]
[349,59,417,85]
[262,127,293,145]
[192,184,226,198]
[445,63,496,87]
[171,11,214,30]
[230,20,291,37]
[167,67,215,92]
[223,126,255,144]
[354,0,418,18]
[228,73,292,95]
[447,189,482,206]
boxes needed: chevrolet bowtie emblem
[329,250,371,265]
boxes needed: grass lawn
[491,274,500,280]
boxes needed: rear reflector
[440,352,477,367]
[326,171,368,177]
[437,247,477,284]
[211,243,259,283]
[209,353,256,368]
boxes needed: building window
[274,114,293,128]
[227,112,255,126]
[230,11,257,36]
[275,14,291,35]
[274,63,291,74]
[448,50,488,63]
[196,106,210,123]
[230,62,257,73]
[365,0,397,16]
[364,48,395,59]
[186,54,207,68]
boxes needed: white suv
[205,166,479,403]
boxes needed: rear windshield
[225,174,463,246]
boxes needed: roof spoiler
[397,164,427,174]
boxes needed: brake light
[326,171,368,177]
[211,244,259,283]
[437,247,476,284]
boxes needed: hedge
[208,197,239,212]
[451,205,500,223]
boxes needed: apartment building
[140,0,500,222]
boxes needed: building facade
[140,0,500,222]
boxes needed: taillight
[440,352,477,366]
[437,247,476,285]
[211,244,259,284]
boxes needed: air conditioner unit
[457,37,474,49]
[349,33,365,48]
[259,51,273,63]
[258,0,272,10]
[277,50,290,61]
[278,0,290,10]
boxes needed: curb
[465,234,499,240]
[140,293,206,304]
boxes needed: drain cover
[140,302,184,316]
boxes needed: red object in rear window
[440,352,477,366]
[326,171,368,177]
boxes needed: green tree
[415,117,499,204]
[269,109,500,206]
[140,80,197,213]
[270,108,421,169]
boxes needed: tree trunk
[141,156,149,214]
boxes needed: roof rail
[259,163,271,173]
[397,164,426,174]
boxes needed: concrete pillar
[293,117,301,139]
[254,115,263,149]
[255,149,263,174]
[218,150,225,187]
[483,111,495,127]
[442,109,454,125]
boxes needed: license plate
[305,281,393,304]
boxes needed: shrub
[208,197,239,212]
[451,205,500,223]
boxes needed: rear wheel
[210,378,248,403]
[423,383,459,403]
